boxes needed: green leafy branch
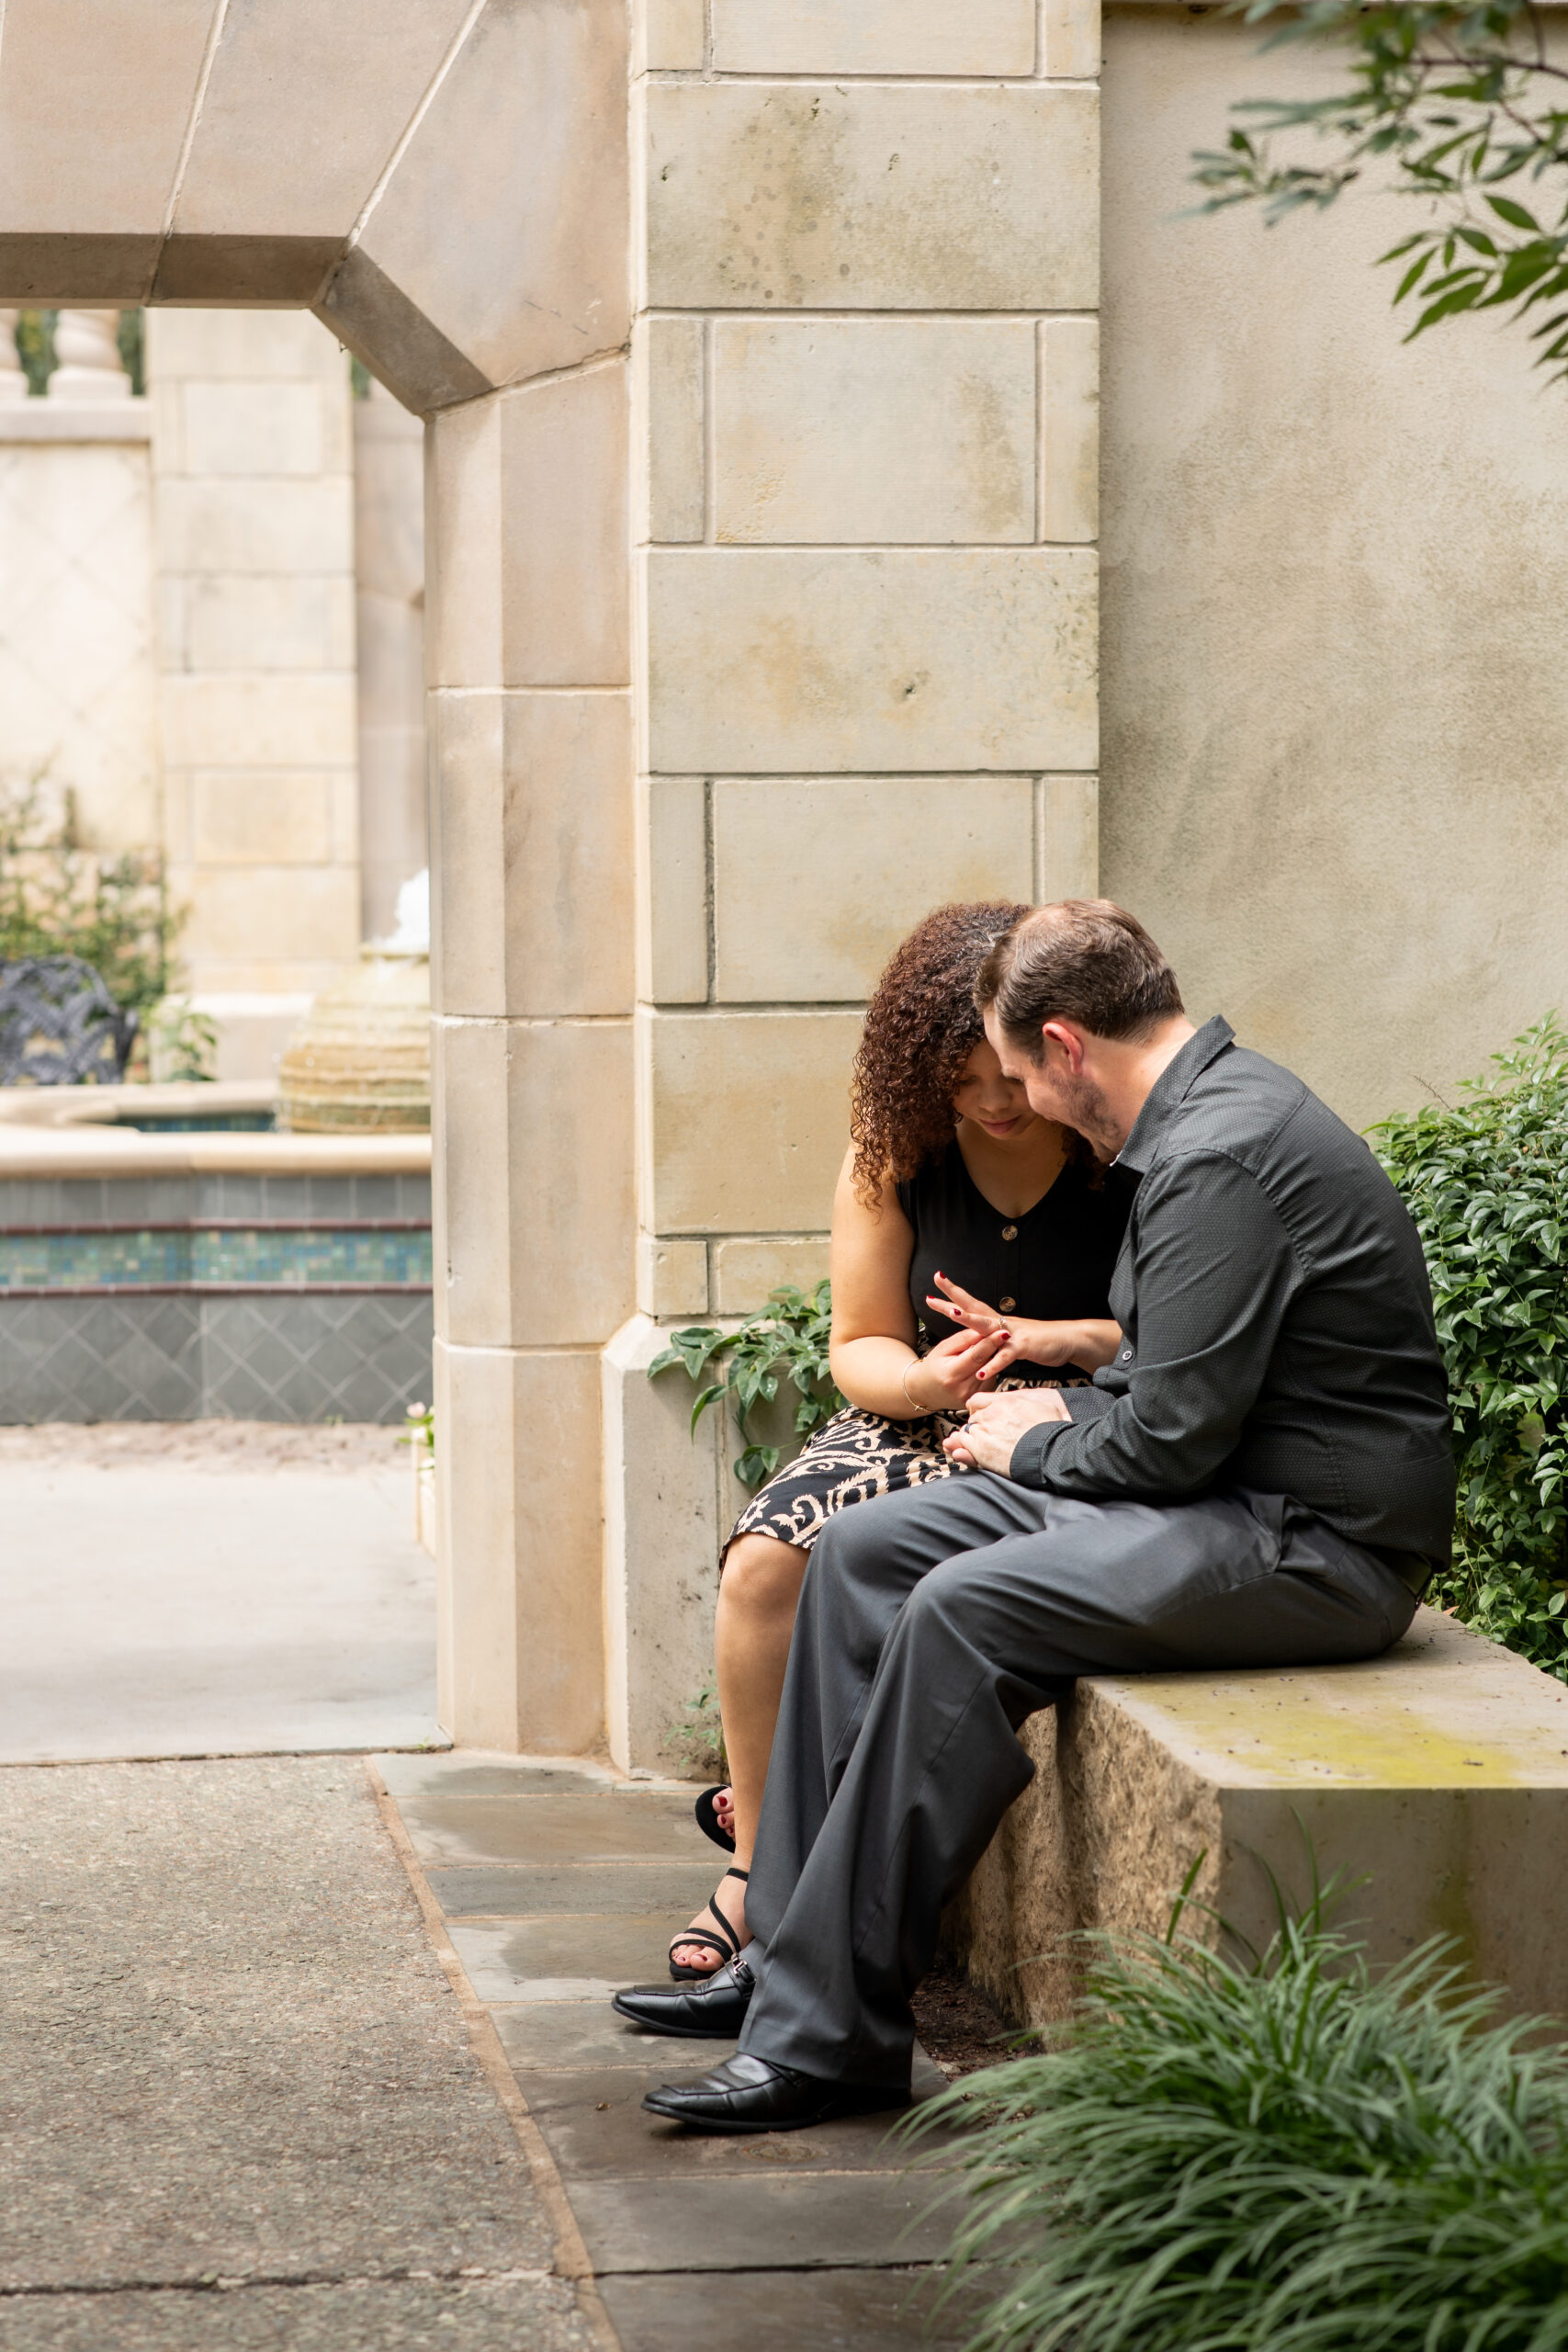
[649,1279,844,1490]
[0,777,183,1017]
[1191,0,1568,379]
[1373,1013,1568,1678]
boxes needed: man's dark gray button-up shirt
[1009,1017,1457,1561]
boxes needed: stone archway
[0,0,1102,1757]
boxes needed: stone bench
[946,1605,1568,2027]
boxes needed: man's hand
[943,1385,1071,1473]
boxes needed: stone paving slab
[598,2267,983,2350]
[568,2175,960,2274]
[495,2000,741,2073]
[448,1916,684,2002]
[0,1757,599,2349]
[371,1749,972,2346]
[396,1793,704,1867]
[377,1753,619,1800]
[522,2064,936,2179]
[428,1862,720,1917]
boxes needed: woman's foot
[669,1866,750,1979]
[694,1785,737,1852]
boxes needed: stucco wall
[1100,6,1568,1129]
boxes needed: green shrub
[1372,1018,1568,1679]
[649,1279,844,1489]
[0,781,183,1018]
[910,1892,1568,2352]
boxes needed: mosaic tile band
[0,1293,433,1423]
[0,1222,433,1293]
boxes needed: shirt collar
[1114,1015,1235,1174]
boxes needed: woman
[669,901,1138,1978]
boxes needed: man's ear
[1040,1020,1085,1074]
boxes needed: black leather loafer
[612,1954,755,2039]
[642,2052,911,2135]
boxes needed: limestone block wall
[0,401,158,851]
[604,0,1105,1770]
[0,0,1107,1763]
[630,0,1103,1332]
[148,311,360,1078]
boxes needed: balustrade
[48,310,132,400]
[0,311,26,401]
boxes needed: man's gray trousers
[738,1474,1418,2089]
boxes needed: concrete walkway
[0,1425,980,2346]
[0,1756,596,2350]
[0,1423,443,1760]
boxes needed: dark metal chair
[0,956,139,1085]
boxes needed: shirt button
[999,1296,1016,1312]
[1000,1224,1018,1241]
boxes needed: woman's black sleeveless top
[895,1141,1138,1385]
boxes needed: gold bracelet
[900,1359,921,1411]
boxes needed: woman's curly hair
[850,901,1032,1204]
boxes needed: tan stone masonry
[0,0,1103,1760]
[12,1,1558,1785]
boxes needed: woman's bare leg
[670,1532,808,1973]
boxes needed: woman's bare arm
[927,1272,1122,1375]
[829,1147,1009,1419]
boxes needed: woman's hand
[926,1272,1122,1378]
[944,1385,1072,1470]
[899,1324,1012,1415]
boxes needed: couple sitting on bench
[613,899,1456,2134]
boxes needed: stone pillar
[353,378,427,943]
[148,311,361,1080]
[602,0,1104,1769]
[426,362,637,1754]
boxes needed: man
[614,901,1456,2132]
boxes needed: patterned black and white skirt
[726,1377,1082,1561]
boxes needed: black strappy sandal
[694,1785,736,1853]
[668,1866,749,1981]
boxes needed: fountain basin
[0,1088,432,1422]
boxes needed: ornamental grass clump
[910,1900,1568,2352]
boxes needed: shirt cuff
[1008,1388,1114,1487]
[1008,1419,1063,1487]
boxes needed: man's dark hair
[975,899,1184,1053]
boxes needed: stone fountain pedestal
[277,946,430,1136]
